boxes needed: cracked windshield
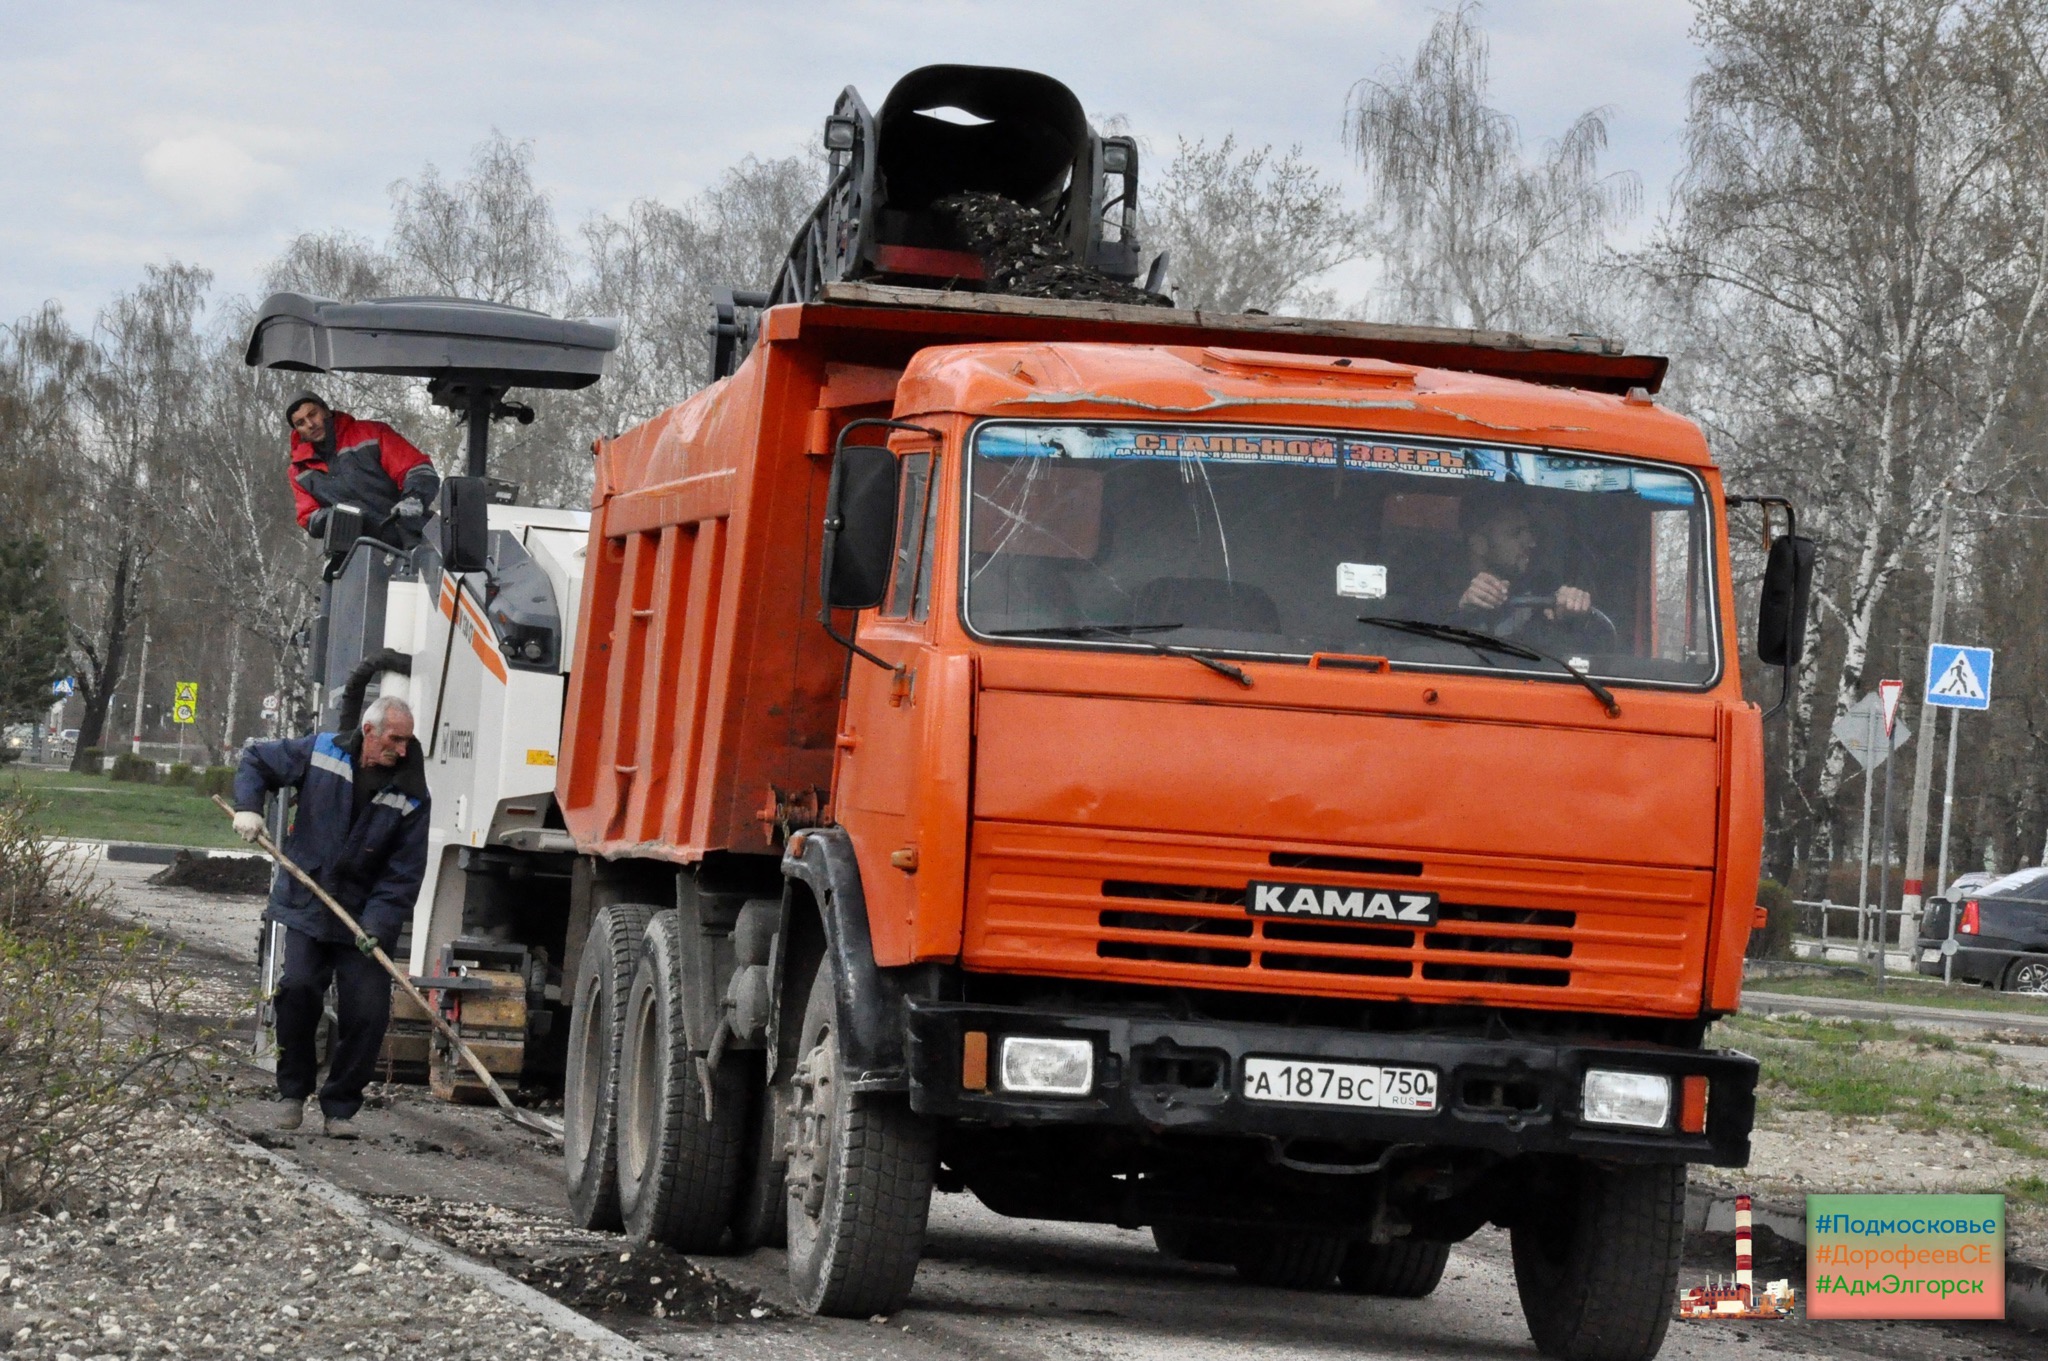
[964,421,1718,687]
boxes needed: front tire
[1339,1237,1450,1297]
[1511,1160,1684,1361]
[1230,1232,1347,1289]
[563,903,654,1230]
[784,953,934,1316]
[616,912,746,1251]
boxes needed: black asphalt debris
[933,191,1169,306]
[512,1243,774,1325]
[147,849,271,896]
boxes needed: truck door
[833,445,943,961]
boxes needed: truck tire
[1230,1232,1347,1289]
[615,912,746,1251]
[1151,1221,1235,1264]
[784,953,934,1316]
[563,902,654,1230]
[729,1068,790,1250]
[1339,1238,1450,1297]
[1511,1160,1684,1361]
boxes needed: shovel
[213,795,564,1143]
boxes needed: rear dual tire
[1340,1237,1450,1297]
[616,912,748,1251]
[563,903,653,1230]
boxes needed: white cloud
[140,133,290,225]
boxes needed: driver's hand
[1460,572,1510,611]
[1552,585,1592,617]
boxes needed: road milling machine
[247,63,1818,1361]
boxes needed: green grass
[1712,1013,2048,1158]
[1748,967,2048,1016]
[4,768,241,849]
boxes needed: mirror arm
[1760,661,1793,724]
[820,603,898,673]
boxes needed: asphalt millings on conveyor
[933,191,1169,306]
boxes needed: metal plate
[1242,1057,1439,1112]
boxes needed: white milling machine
[243,294,618,1096]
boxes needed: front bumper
[905,999,1756,1166]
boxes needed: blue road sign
[1925,644,1993,710]
[50,676,74,698]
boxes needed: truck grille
[965,822,1711,1015]
[1098,886,1571,986]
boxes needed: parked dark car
[1917,866,2048,991]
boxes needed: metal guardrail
[1790,897,2048,989]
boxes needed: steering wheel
[1507,594,1619,645]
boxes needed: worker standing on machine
[284,391,440,547]
[233,695,430,1137]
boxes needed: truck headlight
[1581,1069,1671,1129]
[998,1036,1094,1097]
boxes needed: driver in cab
[1450,503,1593,635]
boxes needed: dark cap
[284,390,330,424]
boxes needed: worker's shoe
[272,1097,305,1132]
[323,1115,359,1140]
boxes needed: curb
[1741,988,2048,1039]
[55,838,264,865]
[214,1122,660,1360]
[1686,1184,2048,1331]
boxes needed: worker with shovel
[233,695,429,1137]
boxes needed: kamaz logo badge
[1246,882,1440,924]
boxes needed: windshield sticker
[975,423,1698,502]
[1336,563,1388,599]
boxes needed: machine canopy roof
[244,293,618,390]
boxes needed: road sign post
[1833,691,1911,969]
[1874,680,1904,992]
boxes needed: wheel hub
[787,1028,836,1219]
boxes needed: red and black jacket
[289,412,439,537]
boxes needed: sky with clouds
[0,0,1702,326]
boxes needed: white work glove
[393,496,425,523]
[233,811,264,843]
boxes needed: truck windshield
[962,421,1718,687]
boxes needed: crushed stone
[933,191,1169,306]
[0,1110,613,1361]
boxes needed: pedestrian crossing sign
[1925,644,1992,711]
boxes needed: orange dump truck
[554,289,1813,1358]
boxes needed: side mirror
[438,476,491,573]
[820,445,900,611]
[1756,533,1815,666]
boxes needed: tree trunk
[71,544,135,771]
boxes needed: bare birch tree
[1345,0,1640,332]
[1654,0,2048,882]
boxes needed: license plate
[1246,881,1439,925]
[1921,947,1941,964]
[1242,1057,1439,1112]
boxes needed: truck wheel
[1339,1238,1450,1297]
[563,903,654,1230]
[1230,1232,1347,1289]
[1151,1221,1236,1264]
[784,953,934,1316]
[729,1068,790,1250]
[2001,955,2048,993]
[616,912,746,1251]
[1511,1160,1684,1361]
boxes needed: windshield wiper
[983,622,1253,688]
[1356,616,1620,717]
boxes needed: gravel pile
[0,1112,614,1361]
[932,191,1168,306]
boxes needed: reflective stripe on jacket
[233,730,430,945]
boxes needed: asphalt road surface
[95,851,2044,1361]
